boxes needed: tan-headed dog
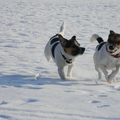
[44,22,85,80]
[90,30,120,83]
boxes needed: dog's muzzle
[109,45,114,50]
[107,44,118,53]
[79,47,85,55]
[71,47,85,56]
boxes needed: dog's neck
[60,46,74,64]
[106,45,120,58]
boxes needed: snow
[0,0,120,119]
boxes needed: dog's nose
[80,47,85,54]
[109,45,114,50]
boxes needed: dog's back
[44,22,66,61]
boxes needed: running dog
[44,22,85,80]
[90,30,120,83]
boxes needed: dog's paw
[61,78,66,81]
[107,79,113,84]
[60,76,66,80]
[108,74,114,80]
[67,74,72,78]
[113,78,116,82]
[107,74,114,84]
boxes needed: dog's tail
[44,41,51,61]
[90,34,104,44]
[59,21,66,36]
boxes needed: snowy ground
[0,0,120,120]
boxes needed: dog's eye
[116,41,120,45]
[72,44,76,48]
[108,39,112,44]
[108,39,115,44]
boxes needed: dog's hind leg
[95,64,102,79]
[59,21,66,36]
[94,53,102,79]
[44,42,51,61]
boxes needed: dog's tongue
[109,49,116,53]
[112,53,120,58]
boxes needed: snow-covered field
[0,0,120,119]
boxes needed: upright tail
[90,34,104,44]
[59,21,66,36]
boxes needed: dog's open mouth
[109,49,117,54]
[107,44,118,54]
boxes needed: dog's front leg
[67,64,74,77]
[108,66,120,83]
[58,67,66,80]
[99,64,109,82]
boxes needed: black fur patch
[97,42,106,51]
[97,37,104,43]
[51,42,59,58]
[51,38,59,44]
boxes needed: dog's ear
[71,35,80,46]
[58,34,68,46]
[71,36,76,40]
[110,30,116,35]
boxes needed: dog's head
[107,30,120,54]
[58,34,85,56]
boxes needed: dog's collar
[61,52,72,64]
[112,53,120,58]
[106,45,120,58]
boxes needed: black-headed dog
[44,22,85,80]
[90,30,120,83]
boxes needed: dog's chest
[97,44,120,69]
[104,58,120,70]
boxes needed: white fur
[59,21,66,36]
[44,22,78,80]
[91,34,120,83]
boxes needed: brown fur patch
[59,34,81,56]
[108,30,120,50]
[65,48,73,55]
[64,42,80,56]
